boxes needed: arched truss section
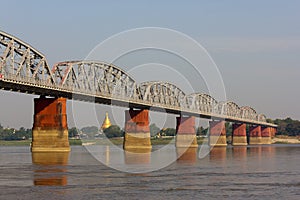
[0,30,54,84]
[140,81,186,107]
[257,113,267,122]
[52,61,141,99]
[241,106,257,121]
[218,101,241,118]
[186,93,218,113]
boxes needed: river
[0,144,299,200]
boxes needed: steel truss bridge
[0,30,276,127]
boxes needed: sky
[0,0,299,129]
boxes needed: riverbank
[81,137,207,146]
[272,136,300,144]
[0,139,82,146]
[1,136,299,146]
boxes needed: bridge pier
[31,97,70,152]
[175,116,198,148]
[261,126,272,144]
[232,123,247,146]
[209,120,227,147]
[249,125,262,145]
[271,127,277,137]
[123,109,152,151]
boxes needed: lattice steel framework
[241,106,257,121]
[0,30,275,126]
[0,30,54,85]
[52,61,141,100]
[140,81,186,108]
[186,93,218,113]
[218,101,242,118]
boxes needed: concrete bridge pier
[31,97,70,152]
[123,109,152,151]
[249,125,262,145]
[209,120,227,147]
[270,127,277,137]
[232,123,247,146]
[261,126,272,144]
[175,116,198,148]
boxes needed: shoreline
[0,136,299,146]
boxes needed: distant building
[101,112,112,131]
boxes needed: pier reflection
[124,148,151,164]
[176,147,197,164]
[232,146,247,159]
[32,152,69,186]
[209,147,227,164]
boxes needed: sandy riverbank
[272,136,300,144]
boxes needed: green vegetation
[150,123,160,136]
[0,140,32,146]
[1,117,300,146]
[69,139,82,145]
[103,125,124,138]
[82,138,124,145]
[268,117,300,136]
[273,141,290,144]
[0,124,31,140]
[80,126,99,138]
[196,126,208,136]
[151,137,175,145]
[68,127,80,138]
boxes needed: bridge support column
[270,127,277,138]
[249,125,262,145]
[123,109,152,151]
[261,127,272,144]
[209,120,227,147]
[175,116,198,148]
[31,97,70,152]
[232,123,247,146]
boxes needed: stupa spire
[101,112,111,130]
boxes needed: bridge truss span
[0,30,55,86]
[186,93,218,114]
[0,30,276,127]
[52,61,141,101]
[139,81,187,109]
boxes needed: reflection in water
[209,147,227,163]
[2,145,300,199]
[232,146,248,171]
[32,152,69,186]
[124,148,151,164]
[261,145,275,156]
[176,147,197,164]
[232,146,247,159]
[249,145,275,161]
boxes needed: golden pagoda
[101,112,112,130]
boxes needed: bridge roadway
[0,30,276,128]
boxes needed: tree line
[1,117,299,140]
[267,117,300,136]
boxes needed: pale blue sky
[0,0,299,128]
